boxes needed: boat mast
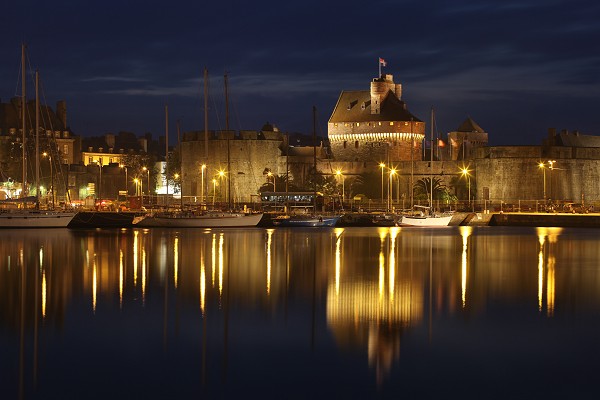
[177,119,183,210]
[35,70,40,208]
[165,104,169,209]
[430,107,434,209]
[203,67,209,205]
[21,43,27,198]
[312,106,317,213]
[224,73,231,211]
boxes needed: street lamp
[379,162,385,209]
[120,164,128,195]
[96,160,102,200]
[218,170,226,203]
[461,167,471,210]
[142,166,150,197]
[42,152,54,208]
[212,178,217,207]
[267,171,276,192]
[547,160,556,200]
[335,169,344,203]
[389,168,396,212]
[538,162,546,200]
[201,164,206,205]
[133,178,139,196]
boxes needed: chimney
[56,100,67,128]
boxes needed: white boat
[0,209,75,228]
[132,211,264,228]
[399,206,452,227]
[0,45,75,229]
[399,214,452,227]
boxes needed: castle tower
[328,73,424,163]
[447,117,488,160]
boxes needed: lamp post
[389,168,396,211]
[335,169,344,208]
[218,170,226,204]
[538,162,546,200]
[267,171,276,192]
[133,178,139,196]
[547,160,556,200]
[96,160,102,200]
[120,164,128,195]
[142,166,150,197]
[43,152,54,208]
[201,164,206,205]
[461,167,470,210]
[212,178,217,207]
[379,162,385,210]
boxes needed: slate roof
[456,117,485,133]
[0,99,66,134]
[328,90,421,123]
[556,133,600,147]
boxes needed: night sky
[2,0,599,145]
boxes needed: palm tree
[414,177,455,202]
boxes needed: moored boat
[132,211,264,228]
[272,214,340,227]
[0,209,75,228]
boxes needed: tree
[415,177,457,203]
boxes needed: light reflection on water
[1,226,600,399]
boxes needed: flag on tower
[379,57,387,66]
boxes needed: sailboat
[133,69,263,228]
[0,44,75,228]
[270,106,341,228]
[399,108,452,227]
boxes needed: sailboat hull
[399,215,452,227]
[272,215,340,227]
[133,212,264,228]
[0,211,75,228]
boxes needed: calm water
[1,226,600,399]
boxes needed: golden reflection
[211,234,216,286]
[41,270,47,319]
[267,229,274,295]
[536,228,561,316]
[133,230,139,286]
[219,233,224,297]
[459,226,472,308]
[389,227,400,302]
[200,249,206,315]
[379,232,386,298]
[142,247,147,305]
[119,250,124,309]
[92,256,97,313]
[174,237,179,289]
[537,233,545,312]
[547,255,555,317]
[335,229,344,296]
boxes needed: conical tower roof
[456,117,485,133]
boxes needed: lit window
[378,122,382,126]
[356,122,359,126]
[390,122,394,126]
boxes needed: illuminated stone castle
[328,74,425,163]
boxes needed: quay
[65,210,600,228]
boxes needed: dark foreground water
[1,226,600,399]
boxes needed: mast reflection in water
[1,226,600,399]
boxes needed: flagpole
[378,58,381,77]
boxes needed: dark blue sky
[2,0,599,145]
